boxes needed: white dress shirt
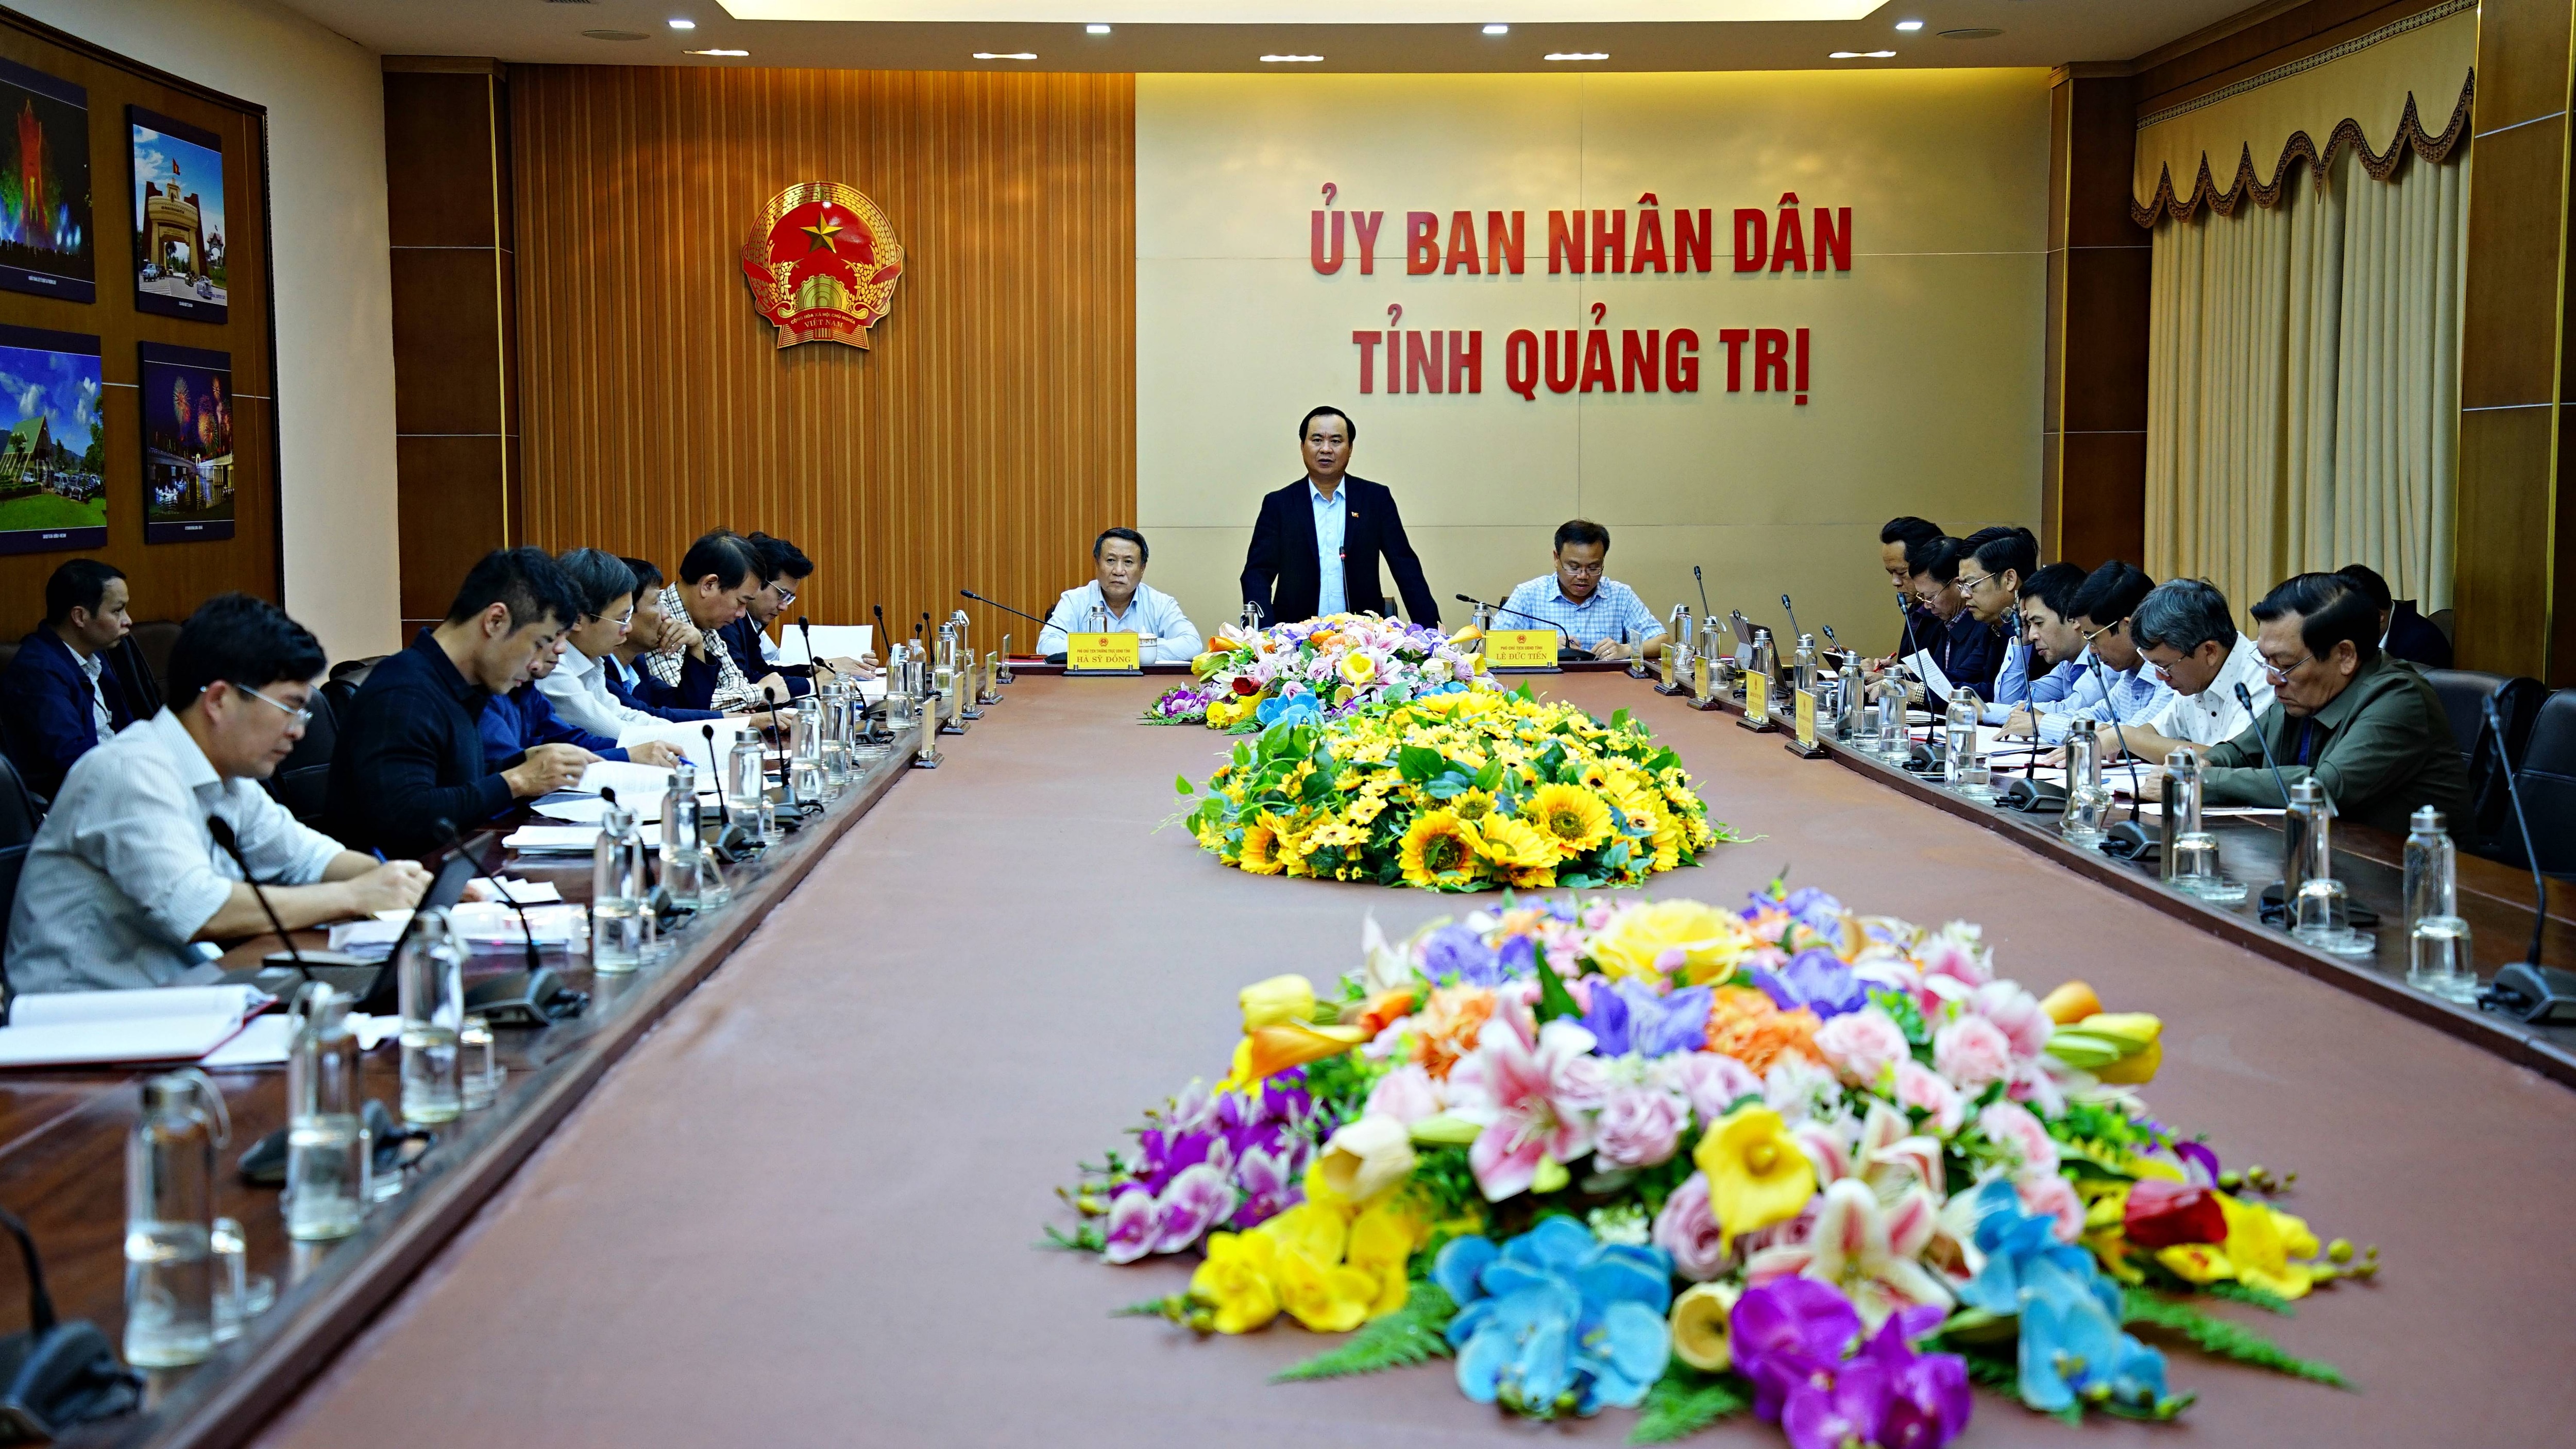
[1033,582,1204,663]
[75,646,111,737]
[1311,482,1349,618]
[5,709,345,993]
[2141,631,2277,748]
[535,644,665,741]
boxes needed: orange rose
[1409,985,1497,1081]
[1705,986,1822,1074]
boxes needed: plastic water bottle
[283,983,369,1240]
[124,1069,228,1367]
[591,793,649,973]
[1871,675,1908,759]
[398,907,467,1125]
[662,756,704,910]
[2062,714,2108,844]
[1943,688,1990,802]
[2405,806,2475,1001]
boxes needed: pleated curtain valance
[2132,0,2476,226]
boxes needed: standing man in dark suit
[0,559,162,799]
[1239,406,1439,627]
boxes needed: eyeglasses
[229,682,313,725]
[2260,652,2313,681]
[1958,571,1998,592]
[1557,561,1605,578]
[586,608,635,626]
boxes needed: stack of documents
[0,985,272,1069]
[502,824,601,855]
[769,623,871,666]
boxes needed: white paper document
[0,984,273,1069]
[770,623,872,666]
[501,824,602,855]
[1902,650,1956,699]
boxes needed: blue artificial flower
[1581,979,1713,1058]
[1435,1217,1673,1417]
[1421,925,1500,985]
[1257,691,1323,728]
[1747,948,1870,1018]
[1958,1180,2172,1416]
[1778,886,1851,937]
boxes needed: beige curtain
[2143,145,2464,617]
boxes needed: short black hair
[2131,578,2240,656]
[677,530,762,591]
[444,547,583,631]
[2334,563,2394,615]
[1553,519,1611,552]
[1880,516,1942,551]
[166,593,326,711]
[44,559,126,625]
[1967,525,2038,584]
[1906,536,1967,586]
[2252,572,2381,668]
[1297,405,1354,442]
[747,532,814,582]
[621,556,666,595]
[556,548,639,618]
[2069,559,2155,628]
[2018,561,2087,619]
[1092,526,1148,562]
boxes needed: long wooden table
[162,671,2572,1449]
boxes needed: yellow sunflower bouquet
[1175,687,1740,890]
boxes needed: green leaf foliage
[1629,1366,1751,1444]
[1271,1282,1459,1382]
[1531,951,1584,1025]
[2205,1280,2297,1315]
[1175,771,1193,795]
[2121,1290,2349,1388]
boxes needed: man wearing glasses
[2068,578,2275,770]
[5,594,431,993]
[2182,573,2468,832]
[715,533,878,703]
[1499,520,1667,661]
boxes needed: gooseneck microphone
[2081,650,2146,807]
[2485,693,2551,974]
[1889,589,1922,682]
[432,818,541,977]
[207,816,315,984]
[1782,593,1803,644]
[1452,593,1559,631]
[1693,565,1711,620]
[704,722,766,849]
[2233,681,2296,809]
[960,588,1054,634]
[797,615,834,681]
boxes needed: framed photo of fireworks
[0,323,104,555]
[129,106,225,323]
[139,341,232,542]
[0,58,93,303]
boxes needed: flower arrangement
[1054,884,2370,1444]
[1140,685,1213,726]
[1187,613,1494,731]
[1175,688,1737,890]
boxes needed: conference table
[11,667,2576,1448]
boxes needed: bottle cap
[2411,805,2445,832]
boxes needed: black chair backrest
[320,656,385,729]
[2426,669,2548,854]
[2425,669,2509,766]
[262,686,339,826]
[124,621,179,707]
[0,752,40,849]
[2504,690,2576,875]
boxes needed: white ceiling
[275,0,2261,72]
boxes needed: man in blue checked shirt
[1499,521,1670,662]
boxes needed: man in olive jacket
[2197,572,2470,833]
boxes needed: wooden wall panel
[509,66,1134,657]
[0,9,280,633]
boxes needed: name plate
[1745,669,1770,719]
[1066,632,1142,674]
[1796,688,1818,747]
[1485,628,1560,671]
[1690,653,1709,700]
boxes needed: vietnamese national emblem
[740,181,905,349]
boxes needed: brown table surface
[224,673,2576,1448]
[13,723,924,1448]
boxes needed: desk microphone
[1782,593,1803,645]
[431,819,542,977]
[207,816,315,984]
[1889,589,1922,682]
[797,615,835,680]
[2232,681,2295,808]
[1693,566,1711,620]
[2082,651,2146,808]
[1452,593,1558,631]
[960,588,1054,636]
[704,722,766,850]
[2485,693,2552,979]
[873,603,887,651]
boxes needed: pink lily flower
[1447,1014,1608,1200]
[1745,1179,1954,1329]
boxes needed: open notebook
[0,984,272,1069]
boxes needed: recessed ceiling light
[1938,28,2003,40]
[1895,19,1923,31]
[973,52,1037,59]
[1829,50,1897,59]
[1545,52,1608,61]
[1260,54,1324,62]
[686,48,749,56]
[668,18,695,29]
[1086,22,1110,33]
[582,29,650,41]
[1483,23,1509,35]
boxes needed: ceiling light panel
[722,3,1877,21]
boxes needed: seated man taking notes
[5,595,430,994]
[2079,578,2275,768]
[1035,527,1202,663]
[325,548,593,857]
[1499,520,1666,660]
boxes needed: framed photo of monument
[128,106,226,323]
[139,341,233,542]
[0,323,105,555]
[0,58,94,303]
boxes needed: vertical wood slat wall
[509,65,1134,655]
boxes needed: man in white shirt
[6,594,429,994]
[1035,529,1203,663]
[2085,577,2275,765]
[538,548,696,742]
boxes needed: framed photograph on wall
[0,57,93,302]
[139,341,233,542]
[0,323,105,554]
[129,106,225,323]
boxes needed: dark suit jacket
[324,629,512,856]
[0,628,160,799]
[716,615,811,698]
[1238,475,1439,626]
[2383,600,2453,671]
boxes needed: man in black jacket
[2334,562,2452,670]
[0,559,162,798]
[1238,406,1438,627]
[324,548,592,857]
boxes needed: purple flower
[2172,1139,2222,1186]
[1582,978,1714,1058]
[1783,1358,1888,1449]
[1421,925,1502,984]
[1731,1278,1862,1422]
[1749,949,1871,1019]
[1100,1188,1160,1264]
[1149,1163,1239,1254]
[1132,1127,1227,1196]
[1229,1144,1303,1230]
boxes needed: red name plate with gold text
[1066,632,1142,674]
[1484,628,1560,671]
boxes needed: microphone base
[1736,713,1776,734]
[2480,963,2576,1025]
